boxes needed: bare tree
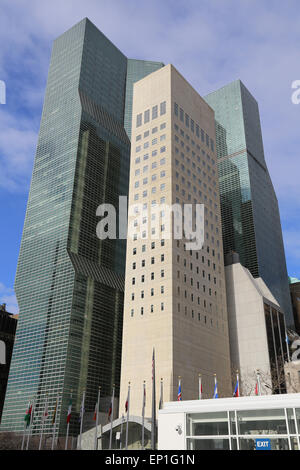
[230,361,289,397]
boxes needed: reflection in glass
[187,438,230,450]
[237,409,287,435]
[186,412,228,436]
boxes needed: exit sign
[255,438,271,450]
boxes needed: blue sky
[0,0,299,313]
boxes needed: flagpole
[233,370,239,397]
[256,370,262,396]
[125,382,130,450]
[21,421,26,450]
[26,396,35,450]
[151,349,156,450]
[142,380,146,450]
[178,376,182,401]
[51,394,59,450]
[94,386,101,451]
[213,374,218,398]
[159,378,163,409]
[198,374,202,400]
[120,414,124,450]
[21,400,30,450]
[65,390,72,450]
[78,390,85,450]
[39,394,48,450]
[39,398,45,451]
[286,331,291,362]
[109,385,115,450]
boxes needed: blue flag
[286,334,290,345]
[233,378,239,397]
[213,380,218,399]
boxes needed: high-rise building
[204,80,293,327]
[119,64,232,418]
[289,277,300,335]
[0,304,18,421]
[0,18,163,436]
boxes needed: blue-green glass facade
[0,18,163,437]
[124,59,164,139]
[205,80,293,327]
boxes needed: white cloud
[0,108,37,191]
[0,0,299,194]
[0,0,298,274]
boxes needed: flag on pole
[125,382,131,450]
[65,392,72,450]
[24,402,32,428]
[233,374,239,397]
[66,395,72,424]
[255,370,261,396]
[26,398,35,450]
[177,378,182,401]
[52,398,58,425]
[198,374,203,400]
[213,375,218,398]
[108,401,112,421]
[93,402,97,421]
[159,378,163,410]
[286,333,290,345]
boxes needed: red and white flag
[67,395,72,424]
[93,402,97,421]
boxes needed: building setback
[225,252,288,395]
[0,18,163,436]
[204,80,293,328]
[119,64,232,418]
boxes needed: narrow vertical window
[160,101,166,115]
[152,105,158,119]
[144,109,150,123]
